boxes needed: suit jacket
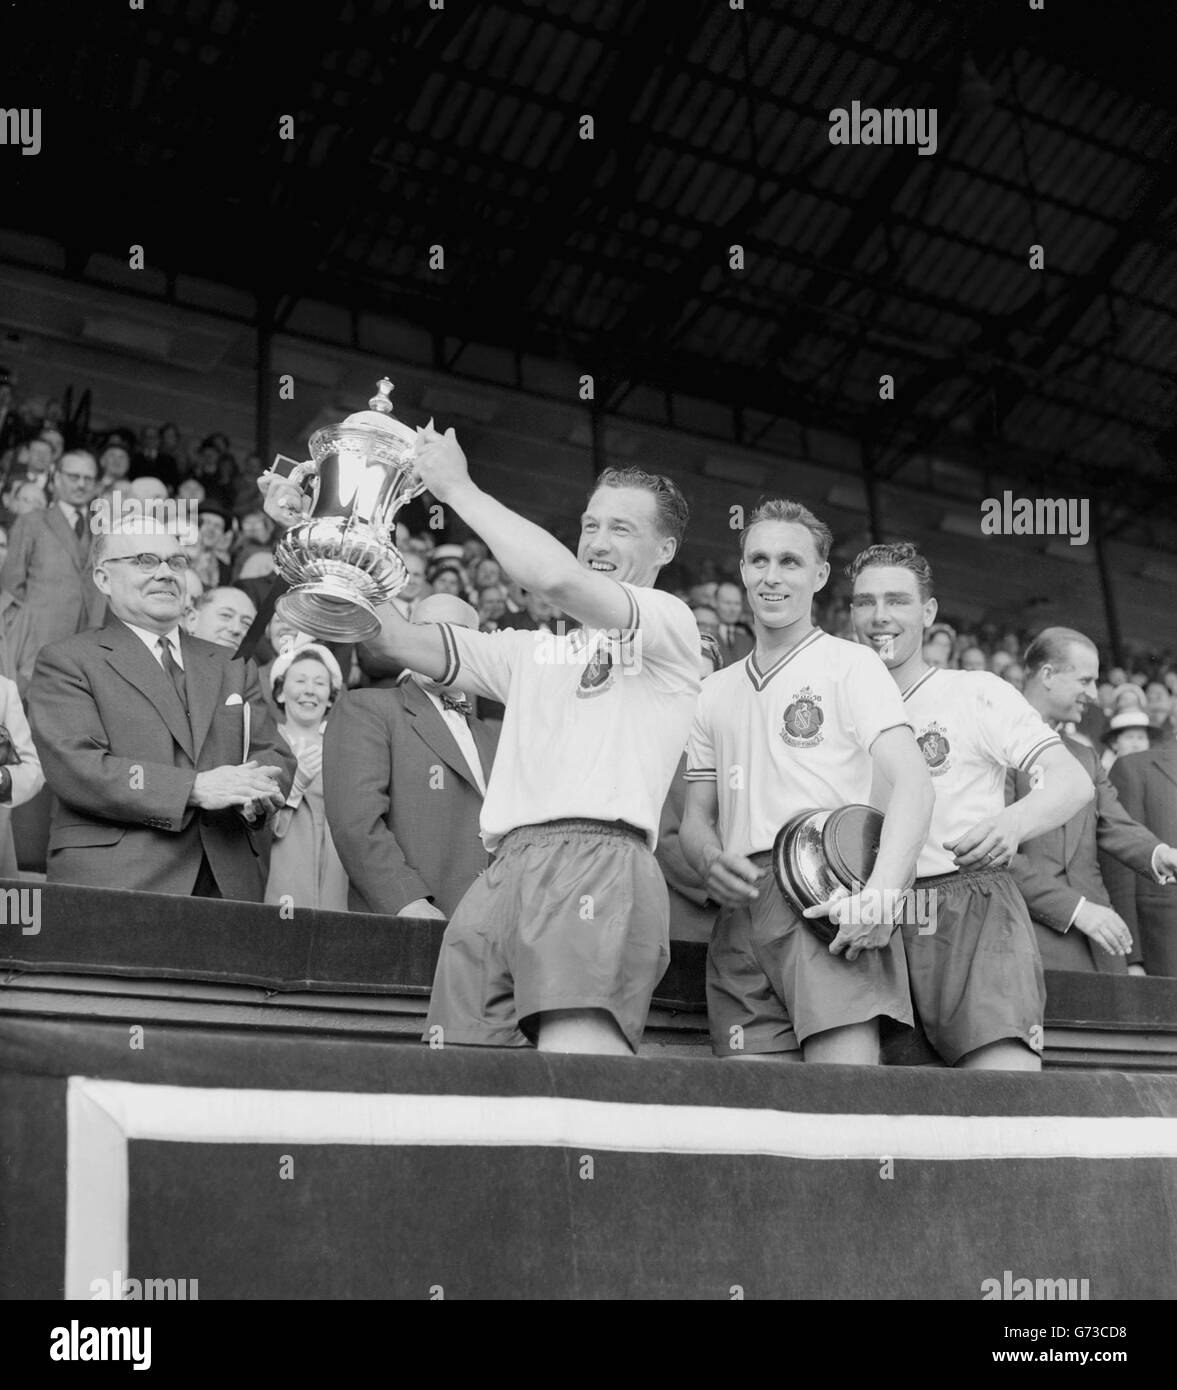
[1,504,106,695]
[29,615,296,901]
[322,679,498,917]
[1006,734,1159,974]
[1101,748,1177,977]
[717,621,754,668]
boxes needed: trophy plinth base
[277,580,383,643]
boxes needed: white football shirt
[901,667,1060,878]
[685,629,909,856]
[436,581,700,851]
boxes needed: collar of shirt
[57,500,79,526]
[123,620,185,668]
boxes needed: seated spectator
[39,428,65,465]
[0,671,45,875]
[462,537,489,572]
[989,649,1013,677]
[177,477,206,503]
[257,612,313,716]
[131,424,180,492]
[959,646,987,671]
[498,586,560,633]
[473,557,505,594]
[323,594,497,918]
[230,453,266,517]
[1,450,105,696]
[1002,662,1026,692]
[923,622,956,668]
[1112,683,1148,715]
[714,580,753,664]
[1146,680,1175,742]
[477,582,507,631]
[191,502,236,587]
[1104,711,1154,764]
[189,586,257,650]
[4,479,47,518]
[690,603,720,643]
[428,562,468,599]
[264,644,349,912]
[231,510,275,581]
[96,438,132,496]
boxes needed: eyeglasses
[103,552,191,573]
[58,472,96,486]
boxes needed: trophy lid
[339,377,417,444]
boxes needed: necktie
[441,694,472,718]
[157,636,188,713]
[73,510,85,541]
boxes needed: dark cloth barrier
[3,1015,1177,1299]
[2,880,1176,1030]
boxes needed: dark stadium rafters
[3,0,1177,535]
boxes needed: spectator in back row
[189,586,257,650]
[1,450,105,695]
[264,643,349,912]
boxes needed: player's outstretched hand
[806,885,896,961]
[258,467,311,530]
[945,812,1019,870]
[413,421,470,504]
[702,847,765,907]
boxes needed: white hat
[271,642,344,698]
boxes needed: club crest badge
[917,722,951,775]
[576,640,615,699]
[781,686,824,747]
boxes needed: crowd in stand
[1,371,1175,1012]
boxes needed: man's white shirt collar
[124,620,185,668]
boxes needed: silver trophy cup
[273,377,426,642]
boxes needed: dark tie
[441,694,472,718]
[157,635,188,713]
[73,510,85,541]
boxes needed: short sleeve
[685,691,718,783]
[435,624,534,703]
[841,646,910,751]
[971,673,1060,771]
[619,583,700,683]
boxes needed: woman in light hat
[1102,709,1158,768]
[264,644,349,911]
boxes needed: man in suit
[1,449,106,695]
[323,593,497,918]
[714,580,754,666]
[1007,628,1177,974]
[29,520,295,900]
[1102,745,1177,975]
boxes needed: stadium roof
[6,0,1177,539]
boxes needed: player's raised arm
[411,426,645,633]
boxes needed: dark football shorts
[706,852,913,1058]
[898,865,1045,1065]
[424,818,670,1053]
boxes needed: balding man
[1,449,106,694]
[28,520,295,899]
[323,594,499,918]
[189,586,257,650]
[1007,627,1177,974]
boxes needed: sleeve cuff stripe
[437,623,461,688]
[1019,736,1061,770]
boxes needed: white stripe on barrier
[65,1076,1177,1297]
